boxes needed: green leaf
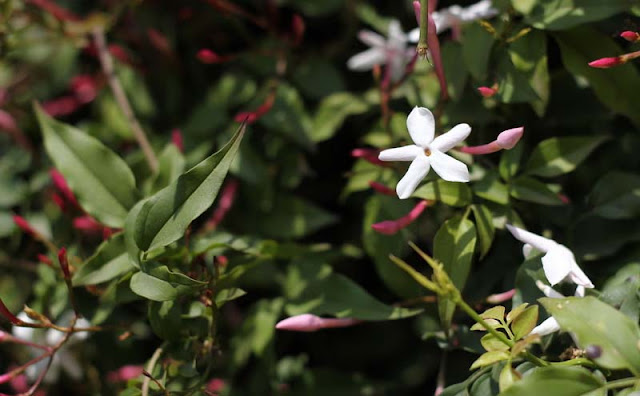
[499,143,523,181]
[293,58,345,100]
[474,173,510,205]
[510,176,564,206]
[139,261,206,287]
[470,351,510,370]
[471,318,502,331]
[434,216,477,328]
[540,296,640,374]
[311,92,369,142]
[554,27,640,126]
[511,305,538,340]
[481,333,510,352]
[480,306,506,321]
[259,83,314,150]
[134,123,245,252]
[472,204,495,258]
[519,0,631,30]
[129,271,177,301]
[284,261,422,321]
[588,172,640,220]
[525,136,608,178]
[148,300,181,340]
[147,144,186,195]
[462,23,495,81]
[508,29,549,115]
[412,179,472,207]
[499,362,520,392]
[442,42,469,101]
[35,103,139,227]
[498,366,603,396]
[601,263,640,323]
[507,303,530,324]
[496,54,540,104]
[73,233,134,286]
[215,288,247,306]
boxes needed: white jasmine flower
[12,312,90,383]
[506,224,594,288]
[378,107,471,199]
[408,0,499,39]
[347,20,415,81]
[530,280,585,336]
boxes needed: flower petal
[387,20,406,44]
[431,123,471,152]
[459,0,499,22]
[407,28,420,43]
[379,145,422,162]
[535,280,565,299]
[429,149,470,182]
[406,107,435,146]
[505,225,557,253]
[347,48,386,71]
[530,317,560,336]
[568,262,594,288]
[358,30,385,47]
[541,246,574,286]
[396,155,430,199]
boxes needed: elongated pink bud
[0,299,22,325]
[107,365,144,382]
[12,215,36,237]
[70,75,100,104]
[171,128,184,152]
[589,56,624,68]
[42,96,82,117]
[207,179,239,229]
[207,378,226,392]
[50,169,79,208]
[275,314,360,332]
[37,254,53,267]
[291,14,305,46]
[58,247,70,279]
[234,94,275,124]
[369,181,395,196]
[478,86,498,98]
[351,148,387,167]
[372,200,429,235]
[496,127,524,149]
[621,31,640,42]
[486,289,516,304]
[413,1,421,24]
[73,216,104,233]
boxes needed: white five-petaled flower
[530,280,585,336]
[409,0,499,38]
[378,107,471,199]
[12,312,90,383]
[347,20,415,82]
[506,224,594,288]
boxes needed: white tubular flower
[378,107,471,199]
[12,312,90,383]
[347,20,414,81]
[409,0,499,39]
[506,224,594,288]
[530,280,584,336]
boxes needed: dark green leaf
[129,271,177,301]
[540,296,640,374]
[412,179,472,207]
[499,143,523,181]
[510,176,564,206]
[311,92,369,142]
[519,0,631,30]
[435,216,477,328]
[35,103,139,227]
[73,233,134,286]
[498,366,603,396]
[147,144,186,195]
[148,300,182,340]
[442,42,469,101]
[472,204,496,259]
[588,172,640,220]
[462,23,495,81]
[511,305,538,340]
[134,123,245,252]
[508,29,549,115]
[525,136,608,177]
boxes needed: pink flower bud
[147,28,172,55]
[50,169,79,208]
[486,289,516,304]
[589,56,624,68]
[234,95,275,124]
[496,127,524,149]
[275,314,360,332]
[620,31,640,42]
[37,254,53,267]
[478,86,498,98]
[171,128,184,152]
[413,1,421,24]
[107,365,143,382]
[58,247,71,279]
[351,148,387,167]
[372,200,429,235]
[207,378,226,392]
[291,14,305,46]
[369,181,395,196]
[12,215,36,237]
[206,179,239,229]
[0,298,22,325]
[41,96,82,117]
[70,75,100,104]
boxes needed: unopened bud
[171,128,184,152]
[368,181,395,196]
[620,31,640,43]
[585,345,602,359]
[291,14,305,46]
[275,314,360,332]
[0,299,22,325]
[589,56,624,68]
[372,200,429,235]
[486,289,516,304]
[58,247,71,279]
[478,85,498,98]
[496,127,524,149]
[12,215,36,237]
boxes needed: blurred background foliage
[1,0,640,395]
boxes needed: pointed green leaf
[525,136,608,178]
[511,305,538,340]
[540,296,640,374]
[510,176,564,206]
[147,144,186,194]
[588,172,640,220]
[480,306,506,321]
[412,179,472,207]
[507,303,530,324]
[520,0,631,30]
[134,124,245,252]
[470,351,510,370]
[35,103,139,227]
[472,204,495,258]
[481,333,509,352]
[471,318,502,331]
[130,271,177,301]
[499,362,520,392]
[73,233,134,286]
[434,216,477,328]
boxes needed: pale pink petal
[505,225,557,253]
[358,30,385,47]
[276,314,359,332]
[429,150,469,182]
[397,155,431,199]
[379,145,422,162]
[347,48,386,71]
[406,107,435,146]
[431,123,471,152]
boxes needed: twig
[142,346,164,396]
[142,370,170,396]
[91,28,158,172]
[434,351,447,396]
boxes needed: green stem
[416,0,429,58]
[551,358,597,369]
[600,378,639,391]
